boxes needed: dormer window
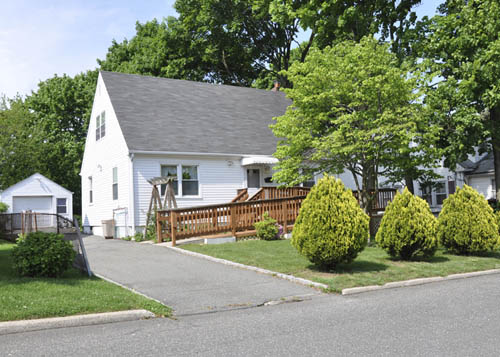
[96,111,106,141]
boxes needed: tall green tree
[422,0,500,200]
[98,18,207,82]
[100,1,422,88]
[23,70,97,214]
[272,37,428,212]
[0,96,44,190]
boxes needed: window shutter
[448,180,456,195]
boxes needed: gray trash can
[101,220,115,239]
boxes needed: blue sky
[0,0,441,98]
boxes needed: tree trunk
[405,175,415,194]
[491,107,500,203]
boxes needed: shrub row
[290,176,500,268]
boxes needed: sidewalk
[84,236,320,315]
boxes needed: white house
[0,173,73,221]
[81,71,292,237]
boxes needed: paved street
[2,273,500,356]
[83,236,320,315]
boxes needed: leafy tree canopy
[100,0,422,88]
[422,0,500,198]
[272,37,432,211]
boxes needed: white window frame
[96,110,106,141]
[159,164,200,198]
[160,165,179,196]
[181,165,199,196]
[420,181,448,207]
[435,181,447,206]
[112,167,118,200]
[89,176,93,204]
[57,198,67,214]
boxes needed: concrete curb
[342,268,500,295]
[0,310,154,336]
[166,246,328,290]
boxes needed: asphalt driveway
[83,236,320,315]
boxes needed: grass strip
[181,239,500,292]
[0,240,171,321]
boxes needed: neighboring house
[81,71,291,237]
[412,152,496,213]
[0,173,73,221]
[460,152,496,200]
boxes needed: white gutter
[128,149,274,158]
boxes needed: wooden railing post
[230,204,237,237]
[156,212,163,243]
[282,199,288,234]
[170,211,177,246]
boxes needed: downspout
[129,153,136,234]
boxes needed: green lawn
[0,240,171,321]
[182,239,500,292]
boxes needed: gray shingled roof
[101,71,291,156]
[471,152,494,174]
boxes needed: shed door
[13,196,52,213]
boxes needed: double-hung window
[182,166,198,196]
[89,176,93,204]
[57,198,67,214]
[112,167,118,200]
[160,165,199,196]
[160,165,178,196]
[96,111,106,141]
[420,184,432,206]
[435,181,447,205]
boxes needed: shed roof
[1,173,73,196]
[101,71,291,156]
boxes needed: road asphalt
[2,273,500,356]
[82,236,320,315]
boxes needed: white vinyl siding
[468,175,496,200]
[133,155,244,226]
[81,73,130,236]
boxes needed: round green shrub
[12,232,76,277]
[437,185,500,255]
[376,188,438,260]
[254,212,279,240]
[292,175,369,268]
[0,202,8,213]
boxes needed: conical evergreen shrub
[437,185,500,255]
[292,175,369,268]
[376,188,438,260]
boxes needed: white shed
[0,173,73,220]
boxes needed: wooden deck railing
[156,187,398,245]
[231,188,249,202]
[247,186,311,201]
[157,195,306,246]
[352,188,397,212]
